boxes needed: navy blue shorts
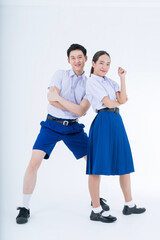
[33,115,88,159]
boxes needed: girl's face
[92,54,111,77]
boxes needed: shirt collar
[70,69,86,80]
[91,74,108,82]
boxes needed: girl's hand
[118,67,126,78]
[47,87,60,102]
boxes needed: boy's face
[68,50,87,73]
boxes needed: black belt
[98,107,119,114]
[47,115,78,126]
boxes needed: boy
[16,44,109,224]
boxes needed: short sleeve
[48,70,63,90]
[82,93,88,100]
[86,78,107,103]
[111,79,120,92]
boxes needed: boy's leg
[23,149,46,195]
[83,155,87,161]
[16,150,46,224]
[16,120,60,224]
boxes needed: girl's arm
[102,96,121,108]
[116,67,128,104]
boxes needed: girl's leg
[85,160,109,211]
[88,175,117,222]
[120,174,146,215]
[119,174,132,202]
[88,175,101,207]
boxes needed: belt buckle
[63,120,69,126]
[114,108,119,114]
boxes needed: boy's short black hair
[67,44,87,57]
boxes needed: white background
[0,0,160,239]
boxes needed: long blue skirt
[86,111,135,175]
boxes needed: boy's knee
[29,157,42,171]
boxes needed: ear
[85,56,88,62]
[68,58,70,64]
[92,61,95,68]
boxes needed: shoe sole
[90,218,117,223]
[16,217,29,224]
[123,209,146,215]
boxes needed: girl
[86,51,146,223]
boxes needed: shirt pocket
[75,87,85,103]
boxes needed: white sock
[22,194,32,209]
[92,206,102,213]
[125,200,135,208]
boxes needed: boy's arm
[48,86,67,110]
[58,97,90,117]
[48,88,90,116]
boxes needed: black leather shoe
[91,198,110,211]
[16,207,30,224]
[123,205,146,215]
[90,210,117,223]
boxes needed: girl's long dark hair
[90,51,110,76]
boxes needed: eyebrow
[70,55,83,58]
[99,61,110,63]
